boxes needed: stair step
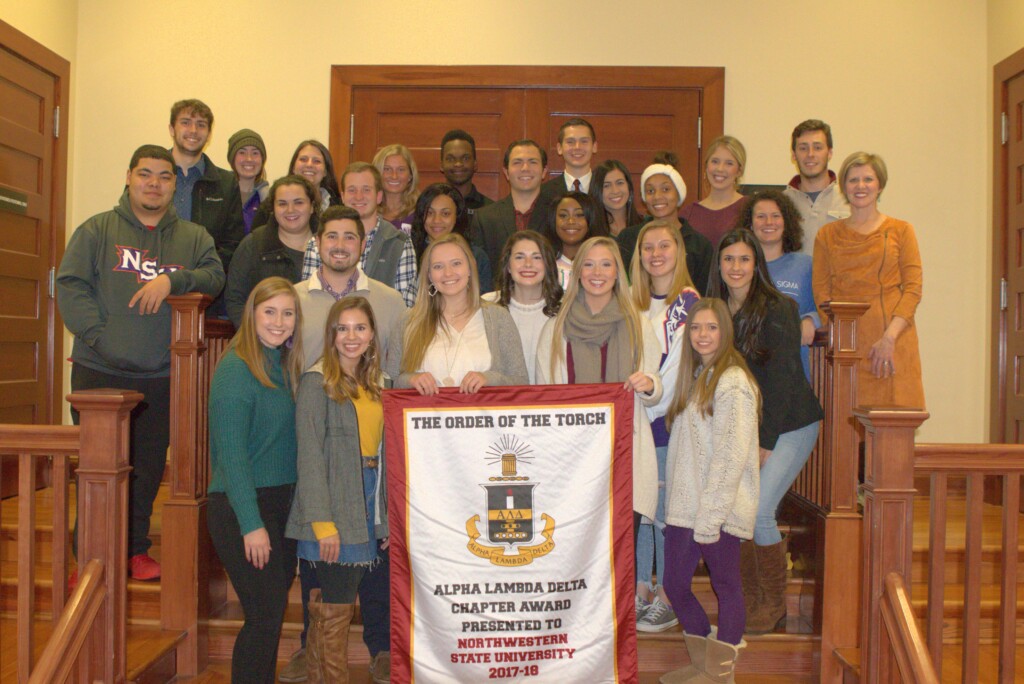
[0,617,183,684]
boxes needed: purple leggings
[662,525,745,645]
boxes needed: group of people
[56,98,925,684]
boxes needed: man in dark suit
[540,117,598,200]
[469,139,549,271]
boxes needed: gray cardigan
[395,301,529,388]
[285,366,388,544]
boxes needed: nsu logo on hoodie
[113,245,183,282]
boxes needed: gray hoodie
[57,192,225,378]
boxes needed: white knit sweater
[664,366,760,543]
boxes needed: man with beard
[440,129,493,218]
[782,119,850,254]
[301,162,418,307]
[283,204,402,683]
[57,144,224,582]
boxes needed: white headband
[640,164,687,207]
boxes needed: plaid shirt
[300,216,418,307]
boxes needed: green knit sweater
[208,347,298,535]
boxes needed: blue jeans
[635,445,668,589]
[755,421,820,545]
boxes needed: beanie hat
[227,129,266,166]
[640,164,687,206]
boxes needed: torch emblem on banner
[466,435,555,567]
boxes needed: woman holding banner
[396,233,528,394]
[535,236,663,547]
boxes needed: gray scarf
[563,290,634,383]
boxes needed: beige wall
[4,1,1009,442]
[0,0,77,63]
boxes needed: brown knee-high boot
[738,541,759,624]
[306,589,355,683]
[745,537,788,634]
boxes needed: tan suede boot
[693,635,744,683]
[746,538,788,634]
[306,589,355,684]
[658,632,707,683]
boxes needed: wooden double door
[329,66,724,207]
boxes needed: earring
[428,282,438,297]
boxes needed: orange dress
[812,217,925,408]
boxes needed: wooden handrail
[912,444,1024,684]
[27,559,108,684]
[879,572,940,684]
[0,390,139,683]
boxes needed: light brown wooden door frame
[992,46,1024,443]
[0,19,70,428]
[328,65,724,196]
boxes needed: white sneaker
[635,594,651,622]
[637,597,679,633]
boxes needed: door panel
[1004,71,1024,441]
[338,67,723,211]
[536,88,702,206]
[353,87,526,200]
[0,46,56,426]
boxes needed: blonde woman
[373,143,420,233]
[208,276,305,683]
[681,135,749,247]
[395,233,527,395]
[286,297,389,682]
[630,219,701,633]
[535,236,662,547]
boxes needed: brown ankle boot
[306,589,355,683]
[738,541,759,623]
[745,537,788,634]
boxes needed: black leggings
[209,485,297,684]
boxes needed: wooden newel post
[163,293,213,675]
[854,407,929,684]
[70,389,143,684]
[818,301,869,684]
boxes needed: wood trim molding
[328,64,725,171]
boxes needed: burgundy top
[680,197,748,249]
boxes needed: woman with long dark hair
[590,159,642,237]
[737,188,818,377]
[410,183,492,293]
[482,230,562,383]
[709,229,822,634]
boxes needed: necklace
[441,326,466,387]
